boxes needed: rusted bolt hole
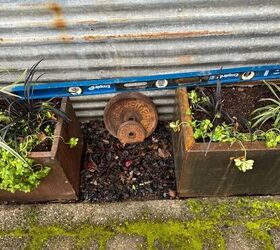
[128,132,135,138]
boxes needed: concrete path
[0,196,279,249]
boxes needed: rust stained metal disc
[117,120,146,144]
[104,92,158,142]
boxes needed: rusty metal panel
[0,0,279,120]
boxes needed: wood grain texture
[0,98,84,203]
[173,88,280,197]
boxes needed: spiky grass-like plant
[251,81,280,129]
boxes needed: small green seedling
[188,90,201,104]
[169,120,182,132]
[264,130,280,148]
[68,137,79,148]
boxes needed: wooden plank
[0,98,83,203]
[173,87,280,197]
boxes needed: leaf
[125,160,133,168]
[0,138,28,164]
[251,81,280,129]
[264,81,280,101]
[68,137,79,148]
[168,189,177,198]
[37,132,47,142]
[0,69,27,98]
[169,120,180,132]
[86,161,97,172]
[158,148,171,158]
[169,121,177,129]
[234,157,254,172]
[259,98,280,106]
[44,105,70,122]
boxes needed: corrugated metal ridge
[70,89,175,121]
[0,1,279,78]
[1,0,279,120]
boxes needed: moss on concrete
[0,197,279,250]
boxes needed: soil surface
[80,121,176,203]
[193,85,273,131]
[32,138,53,152]
[217,85,272,121]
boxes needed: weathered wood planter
[173,88,280,197]
[0,98,83,203]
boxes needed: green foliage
[187,119,255,172]
[263,130,280,148]
[170,85,280,173]
[251,81,280,129]
[188,90,201,105]
[0,197,278,250]
[68,137,79,148]
[192,119,213,140]
[0,135,78,193]
[233,157,254,172]
[0,112,11,124]
[0,138,28,164]
[0,61,76,193]
[0,147,50,193]
[169,120,182,132]
[44,125,53,137]
[0,135,51,193]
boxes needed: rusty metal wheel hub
[104,92,158,144]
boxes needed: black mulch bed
[80,121,176,202]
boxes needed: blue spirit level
[11,64,280,100]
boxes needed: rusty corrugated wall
[0,0,280,120]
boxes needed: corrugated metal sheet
[71,90,175,121]
[0,0,280,120]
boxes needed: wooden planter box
[0,98,84,203]
[173,88,280,197]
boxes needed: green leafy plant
[68,137,79,148]
[169,116,255,172]
[0,61,78,193]
[170,84,280,172]
[233,157,254,172]
[169,120,183,132]
[264,130,280,147]
[0,136,51,192]
[188,90,202,105]
[0,137,28,164]
[231,141,254,172]
[251,81,280,129]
